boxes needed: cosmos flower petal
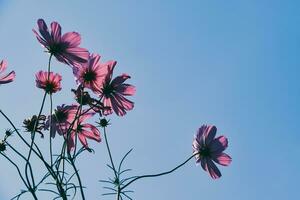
[209,135,228,154]
[114,93,134,111]
[213,153,232,166]
[78,133,88,147]
[32,29,48,47]
[110,96,126,116]
[50,22,62,43]
[0,60,8,73]
[0,71,15,84]
[206,159,222,179]
[81,124,101,142]
[37,19,51,43]
[115,84,136,96]
[111,73,131,87]
[204,125,217,145]
[103,97,113,116]
[62,32,81,47]
[0,60,15,85]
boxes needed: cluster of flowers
[0,18,232,200]
[32,19,135,151]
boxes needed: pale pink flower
[98,61,136,116]
[0,60,15,85]
[72,54,107,92]
[35,71,62,94]
[67,110,101,151]
[192,125,232,179]
[33,19,89,66]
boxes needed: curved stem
[0,110,67,199]
[25,91,47,189]
[121,153,199,190]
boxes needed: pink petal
[32,29,48,47]
[111,73,130,87]
[110,96,126,116]
[62,32,81,47]
[78,133,88,147]
[213,153,232,166]
[204,125,217,145]
[37,19,51,43]
[115,84,136,96]
[103,97,113,116]
[81,124,101,142]
[79,111,95,123]
[103,61,117,83]
[0,71,15,84]
[0,60,7,73]
[50,22,62,43]
[206,159,222,179]
[114,93,134,110]
[209,135,228,154]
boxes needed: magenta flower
[35,71,62,94]
[0,60,15,85]
[73,54,107,93]
[67,110,101,151]
[33,19,89,66]
[45,104,78,138]
[192,125,232,179]
[97,61,136,116]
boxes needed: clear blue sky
[0,0,299,199]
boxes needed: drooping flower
[33,19,89,66]
[35,71,62,94]
[45,104,78,138]
[67,110,101,151]
[0,60,15,85]
[97,61,136,116]
[192,125,232,179]
[23,115,47,138]
[73,54,107,93]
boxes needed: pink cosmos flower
[35,71,62,94]
[192,125,232,179]
[0,60,15,85]
[67,110,101,151]
[72,54,107,93]
[33,19,89,66]
[97,61,136,116]
[45,104,78,138]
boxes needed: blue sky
[0,0,299,199]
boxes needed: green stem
[103,127,118,178]
[121,153,199,190]
[69,154,86,200]
[50,94,53,166]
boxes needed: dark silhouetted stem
[121,153,199,190]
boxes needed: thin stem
[103,127,118,178]
[50,94,53,166]
[68,154,86,200]
[0,110,67,199]
[121,153,199,190]
[25,91,47,188]
[116,186,121,200]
